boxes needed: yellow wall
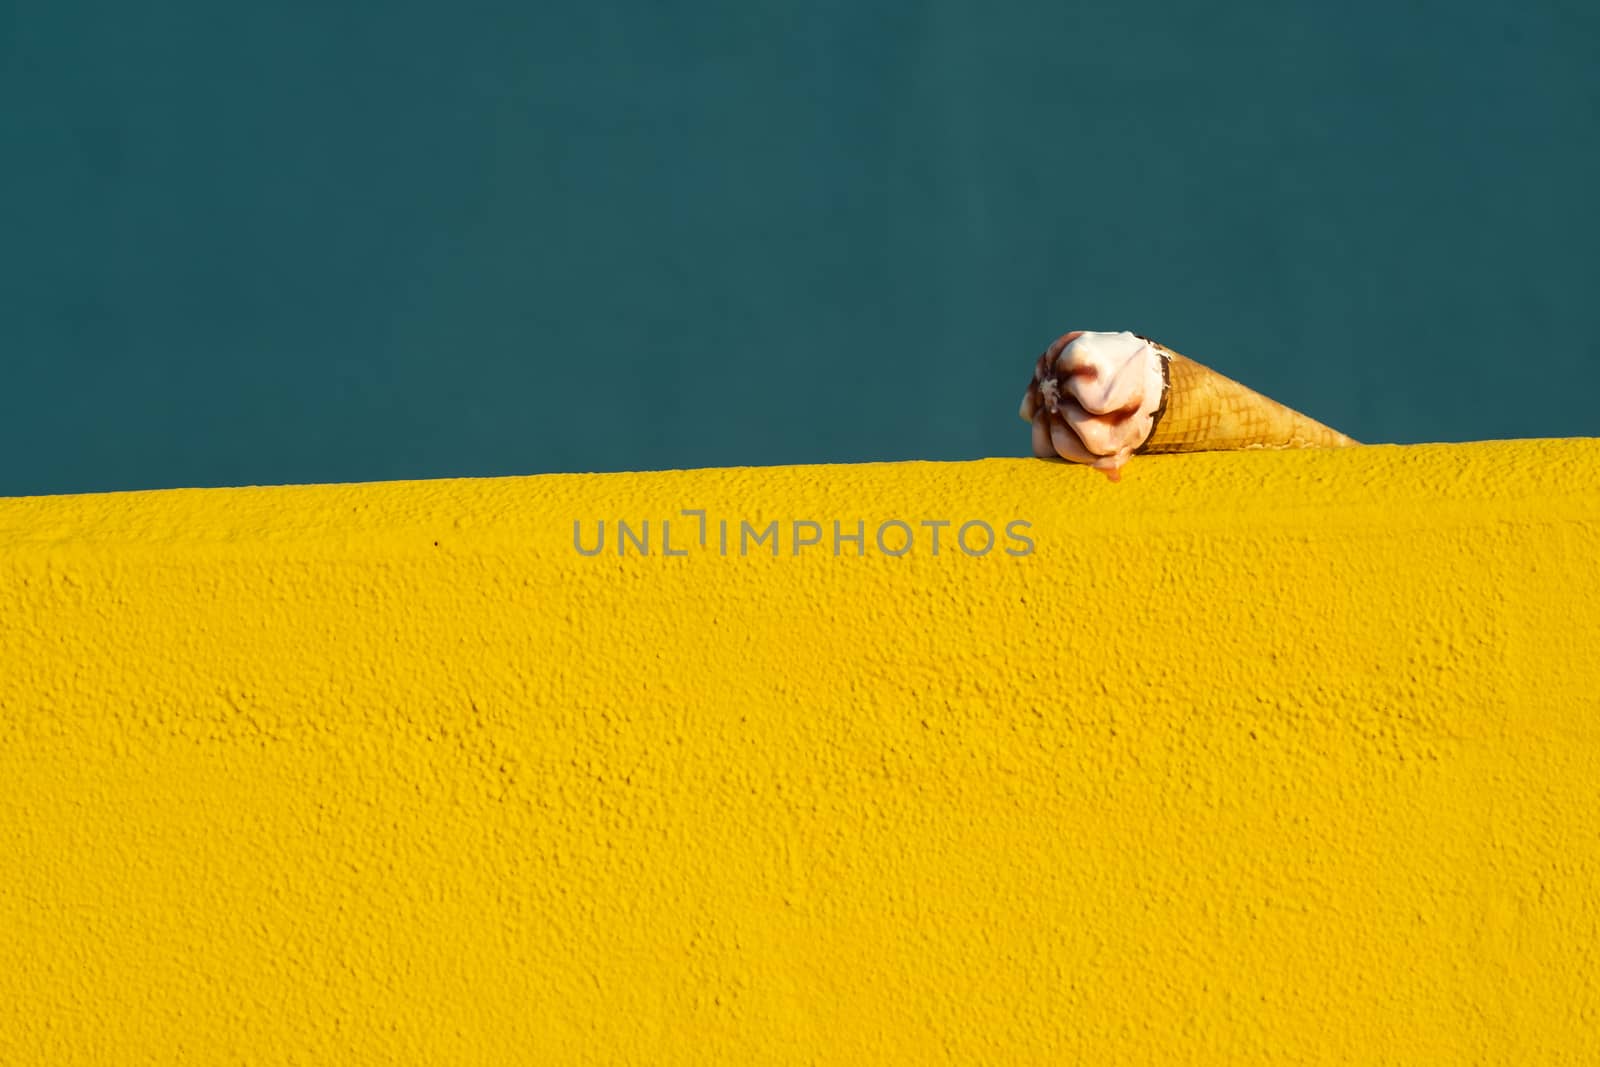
[3,441,1598,1063]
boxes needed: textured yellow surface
[3,440,1599,1064]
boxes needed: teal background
[3,1,1596,496]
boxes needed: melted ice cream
[1020,330,1167,481]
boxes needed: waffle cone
[1140,345,1357,454]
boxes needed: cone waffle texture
[1141,345,1358,454]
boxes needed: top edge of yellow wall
[1,438,1596,550]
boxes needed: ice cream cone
[1139,341,1358,454]
[1020,330,1359,481]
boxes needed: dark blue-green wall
[3,1,1596,495]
